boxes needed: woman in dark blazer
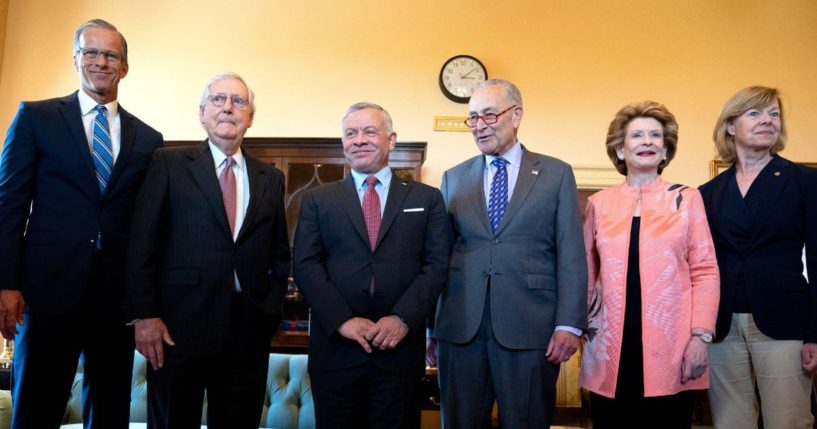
[699,86,817,429]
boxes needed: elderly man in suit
[126,72,290,429]
[432,79,587,428]
[0,19,163,428]
[293,102,451,429]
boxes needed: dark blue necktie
[489,157,509,233]
[92,105,113,192]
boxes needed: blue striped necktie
[92,105,113,192]
[489,157,509,233]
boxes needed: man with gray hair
[293,102,450,428]
[0,18,162,428]
[432,79,587,428]
[126,72,290,428]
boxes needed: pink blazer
[580,177,720,397]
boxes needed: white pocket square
[403,208,424,212]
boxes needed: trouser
[708,313,814,429]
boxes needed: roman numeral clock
[439,55,488,103]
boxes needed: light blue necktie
[92,105,113,192]
[488,157,509,233]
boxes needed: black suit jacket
[126,141,290,355]
[700,155,817,342]
[292,173,451,376]
[0,92,163,316]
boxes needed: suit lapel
[709,167,742,253]
[102,105,136,200]
[236,155,268,243]
[58,92,99,201]
[338,175,371,250]
[376,172,410,249]
[463,156,493,235]
[188,141,233,238]
[496,150,540,235]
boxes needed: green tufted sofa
[0,352,314,429]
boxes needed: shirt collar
[208,140,245,170]
[77,89,119,119]
[484,140,523,168]
[351,166,392,191]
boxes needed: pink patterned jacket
[580,177,720,397]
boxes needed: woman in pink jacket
[581,101,721,428]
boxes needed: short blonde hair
[713,86,786,164]
[605,101,678,176]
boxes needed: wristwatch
[693,332,714,343]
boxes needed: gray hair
[73,19,128,65]
[341,102,394,135]
[475,79,523,107]
[199,72,256,115]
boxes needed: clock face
[439,55,487,103]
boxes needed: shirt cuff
[555,325,582,336]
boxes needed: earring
[617,152,624,161]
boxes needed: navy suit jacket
[292,173,451,376]
[0,91,163,316]
[700,155,817,342]
[126,142,290,356]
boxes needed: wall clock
[438,55,487,103]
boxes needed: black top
[616,216,643,398]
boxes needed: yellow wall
[1,0,816,187]
[0,0,8,83]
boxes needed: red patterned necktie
[362,175,381,250]
[363,176,381,296]
[219,156,237,235]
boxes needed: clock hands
[459,67,479,79]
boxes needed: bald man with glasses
[126,72,290,429]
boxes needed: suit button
[88,239,96,248]
[493,239,500,244]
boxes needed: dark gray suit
[126,141,290,428]
[435,147,587,428]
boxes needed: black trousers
[146,292,279,429]
[311,362,421,429]
[590,390,697,429]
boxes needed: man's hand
[135,318,175,370]
[338,317,377,353]
[368,315,409,350]
[802,343,817,374]
[546,330,579,364]
[0,290,25,340]
[426,337,437,367]
[681,336,709,383]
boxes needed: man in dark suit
[0,19,162,428]
[292,102,450,429]
[126,73,290,429]
[431,79,587,428]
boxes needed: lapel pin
[531,170,539,176]
[774,171,781,176]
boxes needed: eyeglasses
[207,94,250,110]
[464,105,517,128]
[77,48,123,63]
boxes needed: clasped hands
[338,315,408,353]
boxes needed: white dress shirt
[78,90,121,162]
